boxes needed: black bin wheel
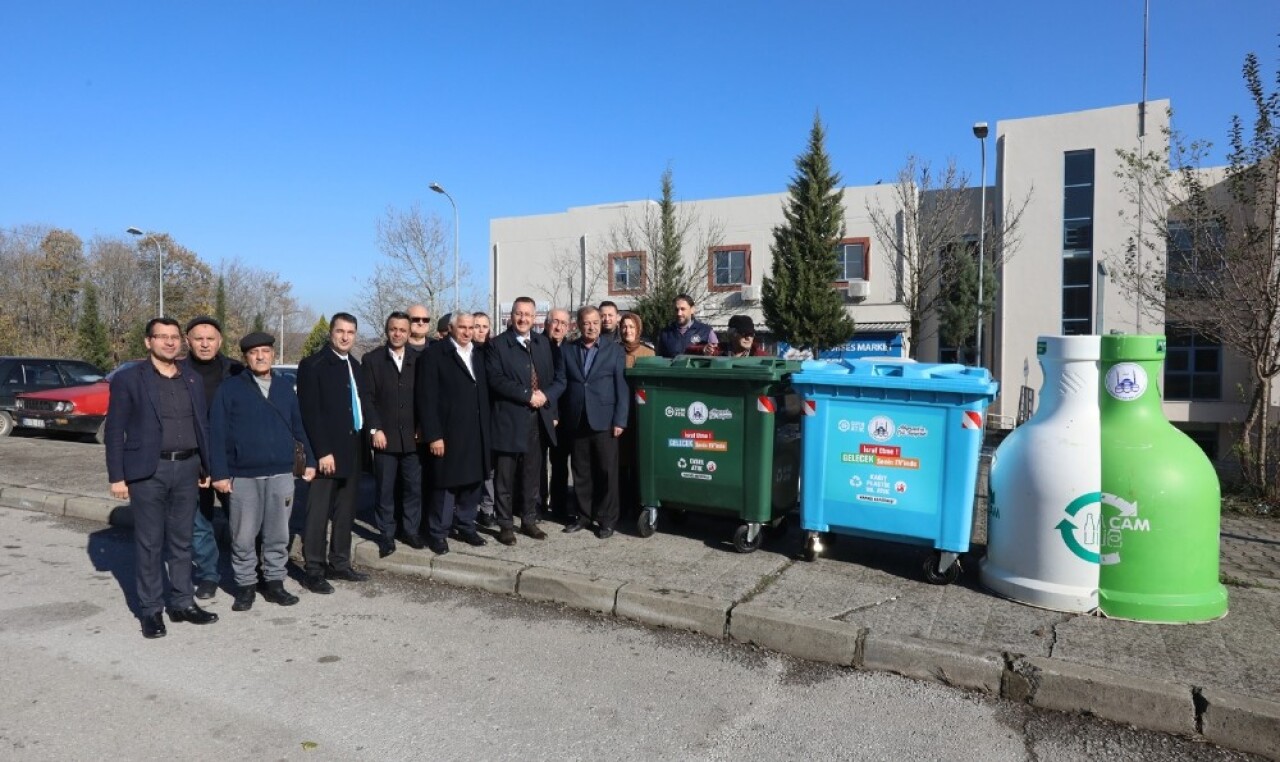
[802,534,820,562]
[732,524,763,554]
[923,551,961,585]
[636,508,657,538]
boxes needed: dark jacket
[657,319,718,358]
[104,360,210,484]
[486,328,565,453]
[180,354,244,413]
[361,344,419,453]
[560,338,629,433]
[417,339,490,488]
[297,344,373,479]
[208,370,315,480]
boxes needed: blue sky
[2,1,1275,320]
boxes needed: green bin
[626,356,802,552]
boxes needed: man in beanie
[180,315,243,600]
[721,315,767,358]
[209,332,315,611]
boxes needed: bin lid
[792,358,998,397]
[627,355,802,381]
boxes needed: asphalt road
[0,507,1259,761]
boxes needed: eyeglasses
[410,317,431,323]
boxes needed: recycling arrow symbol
[1056,491,1101,564]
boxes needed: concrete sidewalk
[2,435,1277,759]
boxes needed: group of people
[104,293,767,639]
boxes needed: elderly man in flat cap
[209,332,315,611]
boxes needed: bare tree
[532,242,610,312]
[867,156,1030,358]
[1109,49,1280,493]
[356,203,464,329]
[86,236,151,365]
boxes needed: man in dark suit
[486,296,565,545]
[104,317,219,639]
[180,315,244,600]
[560,306,629,538]
[417,312,491,554]
[297,312,373,593]
[362,311,424,558]
[540,307,572,520]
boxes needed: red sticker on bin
[962,411,983,430]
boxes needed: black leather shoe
[260,581,299,606]
[596,527,615,539]
[141,612,166,639]
[497,527,517,546]
[521,524,547,540]
[427,539,450,555]
[194,579,218,600]
[378,539,397,558]
[302,574,334,594]
[399,533,426,550]
[325,566,369,582]
[458,532,487,547]
[168,604,219,625]
[232,586,256,611]
[562,521,587,534]
[476,512,495,528]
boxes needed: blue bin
[793,359,998,583]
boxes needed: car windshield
[62,364,105,383]
[105,361,144,381]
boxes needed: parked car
[0,357,105,438]
[273,364,299,391]
[12,361,140,444]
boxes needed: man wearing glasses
[105,317,219,639]
[406,304,433,354]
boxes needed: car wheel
[0,411,12,438]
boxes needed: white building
[489,100,1239,462]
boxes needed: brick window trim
[832,237,872,285]
[608,250,647,296]
[707,244,753,292]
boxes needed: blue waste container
[793,359,998,583]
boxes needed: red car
[13,361,142,444]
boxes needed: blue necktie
[347,361,363,430]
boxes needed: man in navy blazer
[104,317,219,639]
[559,306,629,538]
[486,296,565,545]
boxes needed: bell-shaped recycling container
[981,336,1101,613]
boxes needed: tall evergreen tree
[214,275,228,355]
[762,114,855,352]
[300,316,329,358]
[938,241,998,363]
[76,283,112,370]
[252,312,266,332]
[630,168,690,340]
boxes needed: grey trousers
[228,473,295,587]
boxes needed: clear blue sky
[2,1,1275,319]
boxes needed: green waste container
[626,356,802,552]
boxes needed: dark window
[1165,327,1221,401]
[58,361,105,384]
[708,245,752,291]
[1062,150,1095,334]
[1177,427,1219,460]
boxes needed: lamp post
[127,227,164,318]
[972,122,989,368]
[430,182,460,312]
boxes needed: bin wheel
[636,507,657,538]
[802,533,821,562]
[732,524,763,554]
[923,551,961,585]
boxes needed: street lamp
[972,122,989,368]
[127,227,165,318]
[430,182,460,312]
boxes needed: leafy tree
[762,114,855,352]
[937,241,997,361]
[76,283,112,370]
[300,316,330,358]
[252,313,266,332]
[609,167,724,341]
[1110,46,1280,493]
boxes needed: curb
[2,482,1278,759]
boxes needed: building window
[1176,426,1220,461]
[608,251,646,296]
[1062,150,1094,335]
[834,238,870,281]
[1166,222,1226,295]
[708,245,751,291]
[1165,326,1221,401]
